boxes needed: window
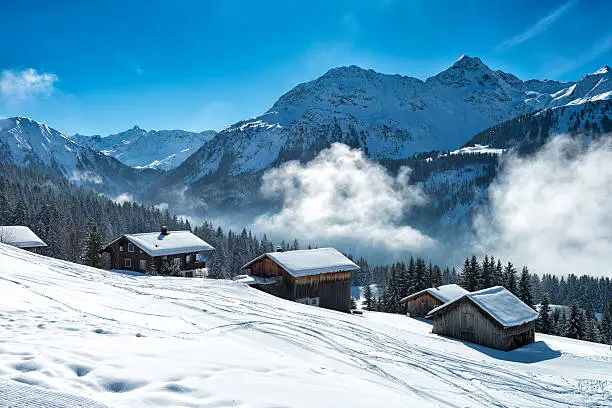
[125,258,132,268]
[186,255,191,263]
[127,243,134,252]
[173,258,181,267]
[119,246,123,252]
[139,260,146,270]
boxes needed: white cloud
[69,171,102,185]
[497,1,575,49]
[474,135,612,277]
[0,68,58,100]
[154,202,169,211]
[114,193,134,205]
[254,143,435,251]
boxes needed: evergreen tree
[557,310,568,336]
[600,302,612,344]
[503,262,518,295]
[83,222,103,268]
[470,256,482,290]
[566,303,585,339]
[494,260,503,286]
[459,257,477,291]
[584,318,601,343]
[363,285,374,311]
[518,266,534,308]
[537,293,553,334]
[350,297,357,310]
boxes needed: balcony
[184,261,206,271]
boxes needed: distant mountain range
[1,56,610,245]
[0,117,157,196]
[72,126,217,170]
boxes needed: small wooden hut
[240,248,359,312]
[399,284,468,318]
[0,226,47,253]
[427,286,538,351]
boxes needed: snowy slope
[0,117,157,195]
[0,243,610,407]
[73,127,217,170]
[172,55,578,181]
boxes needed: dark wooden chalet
[427,286,538,351]
[0,226,47,253]
[101,227,214,276]
[240,248,359,312]
[399,284,468,318]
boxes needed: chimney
[276,246,283,252]
[161,226,168,236]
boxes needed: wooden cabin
[240,248,359,312]
[101,227,214,276]
[399,284,468,318]
[427,286,538,351]
[0,226,47,253]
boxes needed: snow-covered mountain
[73,126,217,170]
[0,117,157,195]
[173,55,579,182]
[1,243,610,407]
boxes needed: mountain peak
[593,65,611,75]
[321,65,373,79]
[450,54,488,70]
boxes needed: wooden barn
[427,286,538,351]
[399,284,468,318]
[0,226,47,253]
[239,248,359,312]
[101,227,214,276]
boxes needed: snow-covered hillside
[0,243,610,407]
[0,117,157,195]
[72,126,217,170]
[172,56,589,181]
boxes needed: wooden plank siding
[404,292,443,318]
[103,237,202,274]
[246,257,352,312]
[431,297,536,351]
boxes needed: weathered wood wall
[404,292,443,318]
[431,298,535,351]
[295,271,352,312]
[247,257,352,312]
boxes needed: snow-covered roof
[106,231,214,257]
[242,248,360,278]
[427,286,538,328]
[400,284,468,304]
[0,226,47,248]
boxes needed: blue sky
[0,0,611,135]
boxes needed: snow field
[0,243,611,407]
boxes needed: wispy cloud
[0,68,58,100]
[498,1,576,49]
[253,143,436,251]
[544,34,612,77]
[475,135,612,278]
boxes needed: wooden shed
[0,226,47,253]
[240,248,359,312]
[427,286,538,351]
[101,227,214,276]
[399,284,468,318]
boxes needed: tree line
[0,163,298,277]
[360,254,612,345]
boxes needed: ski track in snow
[0,243,610,407]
